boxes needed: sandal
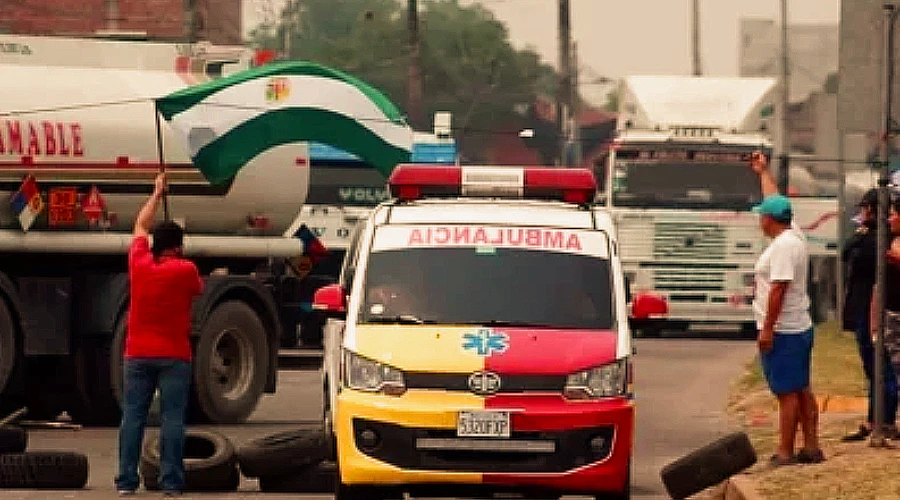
[796,448,825,464]
[769,454,798,467]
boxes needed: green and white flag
[155,61,413,185]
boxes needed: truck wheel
[335,483,404,500]
[191,301,268,424]
[0,299,16,397]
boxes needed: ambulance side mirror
[624,276,632,303]
[313,284,348,319]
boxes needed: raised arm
[134,173,167,238]
[750,151,780,197]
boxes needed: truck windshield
[611,146,765,210]
[358,246,615,330]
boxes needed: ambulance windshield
[359,244,615,330]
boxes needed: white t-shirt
[752,224,813,333]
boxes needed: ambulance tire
[0,299,17,397]
[659,431,757,500]
[235,425,328,478]
[0,425,26,454]
[140,429,239,492]
[0,452,89,489]
[190,301,268,424]
[258,460,336,493]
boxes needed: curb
[725,475,766,500]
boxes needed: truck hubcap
[211,328,253,401]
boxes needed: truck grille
[654,268,725,292]
[653,222,726,260]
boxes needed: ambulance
[314,164,634,499]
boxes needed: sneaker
[117,490,135,496]
[883,425,900,440]
[796,448,826,464]
[841,424,871,442]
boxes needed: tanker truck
[0,34,334,425]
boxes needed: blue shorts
[760,327,814,395]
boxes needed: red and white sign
[81,185,106,224]
[371,225,610,258]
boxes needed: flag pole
[154,102,170,221]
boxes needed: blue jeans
[115,358,192,492]
[853,313,899,426]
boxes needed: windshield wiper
[457,320,556,328]
[365,315,435,325]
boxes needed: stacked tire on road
[140,429,240,492]
[236,424,332,492]
[0,420,89,489]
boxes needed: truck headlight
[342,350,406,396]
[564,358,630,400]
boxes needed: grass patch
[727,320,897,500]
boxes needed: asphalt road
[7,335,756,499]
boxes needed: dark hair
[151,220,184,257]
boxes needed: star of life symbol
[462,328,509,356]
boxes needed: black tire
[191,301,268,424]
[335,483,404,500]
[323,378,337,461]
[0,299,17,397]
[140,429,239,492]
[236,425,328,478]
[258,460,337,493]
[68,316,127,426]
[660,431,757,500]
[0,425,26,454]
[0,452,89,489]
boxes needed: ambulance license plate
[456,411,510,438]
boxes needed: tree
[247,0,557,162]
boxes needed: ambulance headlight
[342,350,406,396]
[564,358,630,400]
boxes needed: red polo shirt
[126,235,204,361]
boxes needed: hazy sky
[243,0,840,103]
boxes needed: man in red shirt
[115,173,203,496]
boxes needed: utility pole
[777,0,790,193]
[183,0,198,43]
[572,41,581,165]
[871,2,897,449]
[691,0,702,76]
[557,0,572,166]
[408,0,424,130]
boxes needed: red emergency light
[387,165,598,205]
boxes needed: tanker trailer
[0,34,315,425]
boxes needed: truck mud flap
[140,429,239,492]
[660,431,757,500]
[236,424,328,478]
[0,426,26,454]
[0,452,89,489]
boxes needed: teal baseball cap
[752,194,793,221]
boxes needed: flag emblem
[265,77,291,102]
[9,174,44,232]
[293,224,329,264]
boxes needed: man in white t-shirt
[749,151,824,467]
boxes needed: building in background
[0,0,242,45]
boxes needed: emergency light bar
[387,165,598,204]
